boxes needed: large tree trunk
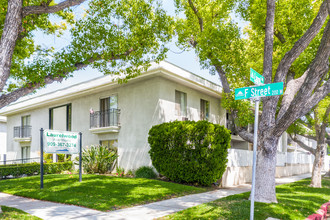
[0,0,22,91]
[310,143,326,187]
[254,137,279,203]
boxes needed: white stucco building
[0,61,318,186]
[0,116,6,162]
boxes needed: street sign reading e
[43,130,80,154]
[235,82,283,100]
[250,68,264,85]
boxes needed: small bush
[135,166,157,179]
[77,145,118,174]
[0,161,72,178]
[126,170,134,177]
[116,166,125,177]
[148,120,231,186]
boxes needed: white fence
[227,149,315,168]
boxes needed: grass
[160,177,330,220]
[0,174,207,211]
[0,206,41,220]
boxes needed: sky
[28,0,221,98]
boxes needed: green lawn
[0,206,41,220]
[160,177,330,220]
[0,174,206,211]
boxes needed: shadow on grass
[0,174,206,211]
[163,178,330,220]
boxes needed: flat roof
[0,116,6,122]
[0,61,222,116]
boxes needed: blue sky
[30,0,221,96]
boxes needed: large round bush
[148,120,231,186]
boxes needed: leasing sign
[43,130,80,154]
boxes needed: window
[200,99,210,120]
[21,146,30,162]
[175,90,187,117]
[19,115,31,138]
[226,112,237,135]
[100,95,118,127]
[100,140,118,150]
[49,104,72,131]
[100,95,118,112]
[21,115,31,127]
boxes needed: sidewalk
[0,173,312,220]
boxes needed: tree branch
[277,71,307,119]
[297,133,317,141]
[187,0,203,31]
[320,103,330,132]
[274,0,328,83]
[265,0,329,130]
[23,0,86,17]
[288,133,316,155]
[214,64,230,93]
[263,0,276,84]
[259,0,276,138]
[0,48,134,109]
[275,29,286,44]
[274,20,330,136]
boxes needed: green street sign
[235,82,284,100]
[250,68,264,85]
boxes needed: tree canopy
[0,0,173,108]
[173,0,330,202]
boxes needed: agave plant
[77,145,118,174]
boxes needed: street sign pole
[79,132,82,182]
[40,128,44,189]
[235,68,284,220]
[250,98,259,220]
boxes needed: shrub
[0,161,72,178]
[148,120,231,186]
[135,166,157,179]
[77,145,118,174]
[116,166,125,177]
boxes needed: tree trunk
[0,0,22,91]
[254,138,279,203]
[310,143,326,187]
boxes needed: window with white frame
[200,99,210,121]
[175,90,187,117]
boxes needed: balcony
[14,126,32,142]
[89,109,120,134]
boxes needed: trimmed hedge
[0,161,73,178]
[148,120,231,186]
[135,166,157,179]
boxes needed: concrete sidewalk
[0,173,312,220]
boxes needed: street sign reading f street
[235,82,284,100]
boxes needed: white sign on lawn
[44,130,80,154]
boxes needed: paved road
[0,173,312,220]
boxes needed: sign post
[40,128,44,189]
[79,132,82,182]
[235,69,283,220]
[249,97,259,220]
[40,129,82,189]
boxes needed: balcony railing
[14,126,32,138]
[90,109,120,129]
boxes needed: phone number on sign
[47,142,76,148]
